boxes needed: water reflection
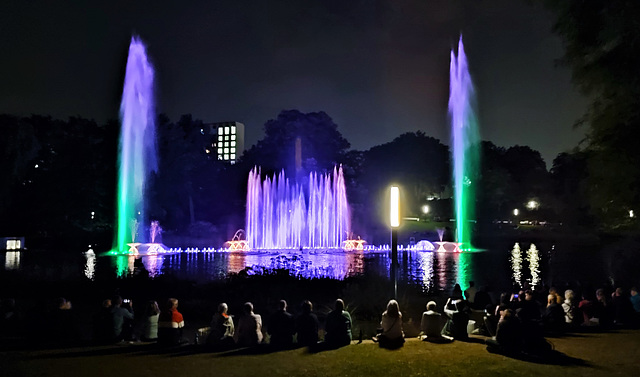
[95,249,493,293]
[526,243,541,287]
[5,251,21,270]
[142,254,163,277]
[510,243,523,288]
[84,251,96,280]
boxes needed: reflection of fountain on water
[510,242,523,288]
[245,166,350,250]
[526,243,541,288]
[84,248,96,280]
[142,254,164,277]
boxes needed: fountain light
[510,242,523,288]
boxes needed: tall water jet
[115,36,158,253]
[246,166,350,249]
[449,36,480,248]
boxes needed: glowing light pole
[390,186,400,298]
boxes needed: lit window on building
[225,135,229,140]
[231,147,236,153]
[218,135,223,141]
[231,135,236,140]
[224,148,229,153]
[224,154,229,160]
[231,125,236,133]
[231,154,236,159]
[225,126,229,134]
[231,141,236,147]
[218,155,222,160]
[218,127,223,135]
[218,148,223,154]
[6,239,21,250]
[224,142,229,147]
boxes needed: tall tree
[240,110,350,179]
[543,0,640,228]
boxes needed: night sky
[1,0,587,166]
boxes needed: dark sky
[1,0,587,166]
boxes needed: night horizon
[1,0,587,166]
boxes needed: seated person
[207,302,234,347]
[323,299,352,348]
[543,294,566,333]
[235,302,263,346]
[158,298,184,346]
[268,300,295,348]
[109,296,134,342]
[141,300,160,342]
[442,298,469,340]
[561,290,578,326]
[295,300,319,347]
[420,301,449,341]
[374,299,404,348]
[486,309,522,354]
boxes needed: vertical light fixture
[390,186,400,298]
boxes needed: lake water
[3,235,628,294]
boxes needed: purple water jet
[245,166,351,249]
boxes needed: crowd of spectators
[1,282,639,356]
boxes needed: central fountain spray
[245,166,351,250]
[449,36,480,249]
[114,36,158,253]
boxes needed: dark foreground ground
[2,329,638,377]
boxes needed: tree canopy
[543,0,640,228]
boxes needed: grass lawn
[2,329,638,377]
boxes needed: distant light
[205,149,210,154]
[390,186,400,228]
[137,211,141,215]
[421,205,430,214]
[91,211,95,219]
[630,210,635,218]
[527,200,539,210]
[513,209,519,216]
[34,164,39,168]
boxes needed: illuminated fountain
[245,166,350,250]
[225,229,251,251]
[114,36,158,254]
[449,36,480,251]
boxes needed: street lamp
[513,208,519,216]
[421,204,430,215]
[390,186,400,298]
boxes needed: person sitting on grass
[109,296,134,343]
[158,298,185,346]
[268,300,295,349]
[561,290,578,326]
[141,300,160,342]
[295,300,319,347]
[323,299,352,348]
[543,293,566,334]
[420,301,451,342]
[373,299,404,348]
[235,302,263,347]
[486,308,522,355]
[441,298,469,340]
[207,302,235,348]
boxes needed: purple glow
[245,166,351,249]
[115,36,157,252]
